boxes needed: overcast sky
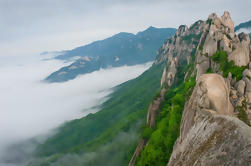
[0,0,250,57]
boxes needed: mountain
[235,20,251,32]
[45,27,176,82]
[29,11,251,166]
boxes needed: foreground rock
[168,74,251,166]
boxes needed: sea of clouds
[0,54,151,166]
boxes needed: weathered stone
[160,67,167,87]
[249,62,251,70]
[230,89,238,99]
[243,77,251,93]
[235,80,246,96]
[168,74,251,166]
[243,69,251,78]
[228,33,250,67]
[220,11,235,33]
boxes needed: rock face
[147,88,166,128]
[132,11,251,166]
[196,11,251,80]
[156,21,205,86]
[168,74,251,166]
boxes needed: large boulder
[228,33,250,67]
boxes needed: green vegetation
[135,76,196,166]
[32,63,165,166]
[206,67,213,73]
[135,53,196,166]
[47,27,176,82]
[189,20,202,30]
[206,18,213,25]
[181,33,202,44]
[237,100,250,126]
[141,125,154,140]
[210,50,247,81]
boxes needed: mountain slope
[235,20,251,32]
[45,27,176,82]
[29,63,165,166]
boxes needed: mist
[0,54,151,166]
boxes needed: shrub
[142,126,154,140]
[211,50,247,81]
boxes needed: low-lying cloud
[0,55,151,166]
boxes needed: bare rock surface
[168,74,251,166]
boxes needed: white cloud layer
[0,55,151,164]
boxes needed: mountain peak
[208,11,234,32]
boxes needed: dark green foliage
[141,126,154,140]
[181,33,202,44]
[237,100,250,126]
[206,67,213,73]
[211,50,247,81]
[189,20,203,30]
[135,76,196,166]
[154,89,161,99]
[33,63,165,166]
[198,45,203,51]
[226,34,232,40]
[206,18,213,25]
[135,55,196,166]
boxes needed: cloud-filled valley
[0,55,151,166]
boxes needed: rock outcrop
[132,11,251,166]
[147,88,166,128]
[168,74,251,166]
[196,12,251,80]
[167,12,251,166]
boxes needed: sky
[0,0,250,58]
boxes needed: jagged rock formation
[129,19,205,166]
[155,21,205,86]
[168,74,251,166]
[131,11,251,166]
[167,12,251,166]
[129,87,166,166]
[196,11,251,80]
[147,88,166,128]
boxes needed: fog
[236,28,251,34]
[0,54,151,166]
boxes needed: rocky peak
[220,11,235,33]
[176,25,188,36]
[196,11,251,80]
[239,32,250,43]
[155,20,204,87]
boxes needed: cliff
[168,12,251,165]
[133,11,251,166]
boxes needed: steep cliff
[168,12,251,165]
[133,11,251,166]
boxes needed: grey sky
[0,0,250,57]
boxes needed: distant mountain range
[45,27,176,82]
[235,20,251,32]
